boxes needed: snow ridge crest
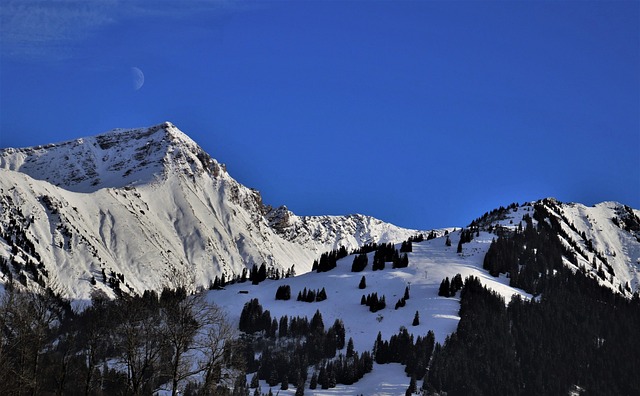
[0,122,227,193]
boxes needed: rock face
[0,122,423,301]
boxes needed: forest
[425,202,640,395]
[1,209,639,395]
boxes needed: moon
[131,67,144,90]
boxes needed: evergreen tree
[309,372,318,389]
[407,375,417,394]
[275,285,291,300]
[412,311,420,326]
[401,253,409,267]
[310,310,324,333]
[450,273,464,295]
[438,277,451,297]
[250,373,259,388]
[258,263,267,283]
[351,253,368,272]
[318,366,328,389]
[346,338,355,358]
[316,287,327,302]
[278,316,288,338]
[332,319,346,349]
[358,275,367,289]
[295,381,305,396]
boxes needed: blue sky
[1,0,638,229]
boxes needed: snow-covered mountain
[1,123,639,394]
[0,122,424,302]
[203,199,640,394]
[1,122,638,305]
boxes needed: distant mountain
[0,122,423,302]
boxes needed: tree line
[0,287,243,396]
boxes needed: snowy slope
[205,200,640,395]
[535,199,640,295]
[204,230,532,395]
[470,199,640,296]
[0,123,422,302]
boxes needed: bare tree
[0,288,65,396]
[160,291,202,396]
[112,296,164,396]
[76,296,112,396]
[160,292,241,396]
[196,300,242,395]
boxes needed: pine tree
[316,287,327,302]
[318,366,328,389]
[275,284,291,300]
[358,275,366,289]
[404,286,410,300]
[346,338,355,358]
[311,310,324,333]
[450,273,464,295]
[333,319,346,349]
[309,372,318,389]
[412,311,420,326]
[250,373,259,388]
[401,253,409,267]
[279,316,288,338]
[351,253,368,272]
[438,277,451,297]
[407,375,417,394]
[295,381,305,396]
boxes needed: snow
[208,231,530,350]
[207,230,531,393]
[251,363,412,396]
[0,123,423,302]
[0,122,638,392]
[540,200,640,294]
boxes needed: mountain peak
[0,122,226,193]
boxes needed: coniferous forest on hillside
[1,203,639,395]
[425,202,640,396]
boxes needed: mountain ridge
[0,122,426,303]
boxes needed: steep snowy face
[540,200,640,294]
[0,123,423,302]
[0,122,227,193]
[472,199,640,295]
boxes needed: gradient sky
[1,1,638,229]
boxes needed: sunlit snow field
[206,225,533,394]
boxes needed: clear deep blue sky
[1,1,638,229]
